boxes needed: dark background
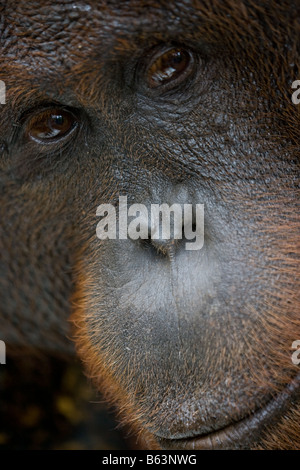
[0,351,130,450]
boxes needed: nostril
[126,194,203,255]
[151,207,184,257]
[151,238,180,258]
[140,237,179,258]
[137,202,201,257]
[139,221,187,258]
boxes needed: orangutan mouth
[157,373,300,450]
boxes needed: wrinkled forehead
[2,0,197,59]
[1,1,296,108]
[1,0,254,69]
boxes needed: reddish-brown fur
[0,0,299,449]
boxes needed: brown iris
[27,108,76,143]
[147,47,193,89]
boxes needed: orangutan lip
[158,373,300,450]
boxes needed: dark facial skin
[0,0,299,450]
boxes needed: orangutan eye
[25,108,78,143]
[145,47,194,90]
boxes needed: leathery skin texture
[0,0,299,450]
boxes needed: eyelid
[137,44,197,94]
[22,106,79,145]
